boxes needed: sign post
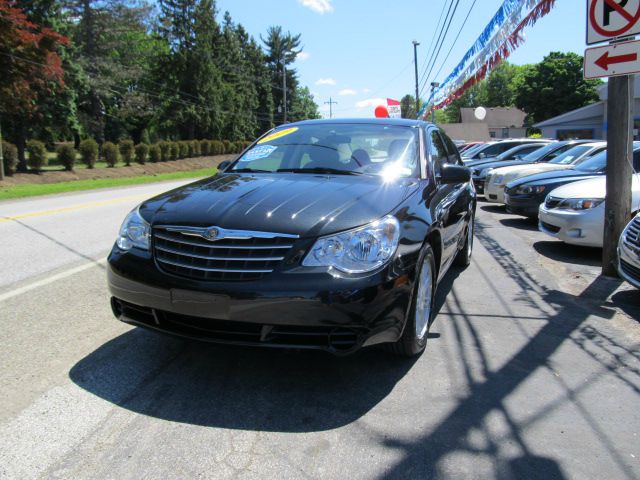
[585,0,640,276]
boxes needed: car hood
[548,173,640,200]
[506,168,601,188]
[471,159,528,173]
[138,172,420,238]
[496,163,570,183]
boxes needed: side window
[429,130,448,176]
[440,130,462,164]
[633,150,640,171]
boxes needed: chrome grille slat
[155,245,285,262]
[153,226,296,281]
[154,232,292,249]
[625,217,640,247]
[156,257,273,274]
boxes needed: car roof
[284,118,432,128]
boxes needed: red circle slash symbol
[590,0,640,37]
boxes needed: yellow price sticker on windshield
[257,127,298,144]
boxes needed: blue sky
[217,0,588,118]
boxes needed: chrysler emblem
[203,227,219,241]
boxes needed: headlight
[116,208,150,251]
[515,185,546,195]
[492,174,504,184]
[302,216,400,273]
[557,198,604,210]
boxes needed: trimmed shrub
[26,140,48,171]
[169,142,179,161]
[149,143,161,163]
[179,141,189,159]
[187,141,195,158]
[2,141,18,175]
[102,141,119,167]
[211,140,224,155]
[119,139,135,166]
[222,140,232,154]
[56,144,77,171]
[79,139,98,169]
[159,141,170,162]
[190,140,200,157]
[134,143,149,164]
[199,139,210,156]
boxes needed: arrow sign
[594,50,638,70]
[584,39,640,78]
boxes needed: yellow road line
[0,193,151,224]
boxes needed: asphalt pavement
[0,184,639,480]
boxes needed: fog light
[567,228,582,238]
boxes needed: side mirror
[218,160,231,172]
[439,164,471,184]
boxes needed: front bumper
[484,180,506,203]
[618,240,640,289]
[538,204,604,247]
[107,247,416,355]
[504,192,544,217]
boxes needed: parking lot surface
[1,188,639,480]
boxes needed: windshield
[549,145,592,165]
[231,124,420,178]
[495,144,543,161]
[519,142,563,162]
[575,150,606,172]
[462,143,487,157]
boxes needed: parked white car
[485,142,606,204]
[538,174,640,247]
[618,212,640,288]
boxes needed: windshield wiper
[231,168,273,173]
[277,167,364,176]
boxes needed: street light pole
[282,62,287,124]
[412,40,420,116]
[430,82,440,123]
[0,113,4,181]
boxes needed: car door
[427,128,463,270]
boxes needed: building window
[556,129,594,140]
[502,128,509,138]
[489,131,496,138]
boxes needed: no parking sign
[587,0,640,45]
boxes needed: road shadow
[533,240,602,268]
[499,216,538,231]
[610,289,640,322]
[480,204,508,214]
[70,264,460,433]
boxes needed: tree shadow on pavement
[375,220,639,480]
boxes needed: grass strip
[0,167,217,200]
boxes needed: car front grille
[620,258,640,283]
[545,196,561,209]
[153,226,298,281]
[624,216,640,249]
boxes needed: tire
[453,212,474,267]
[387,244,436,357]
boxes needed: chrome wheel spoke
[415,257,432,340]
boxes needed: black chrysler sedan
[504,145,640,217]
[107,119,475,356]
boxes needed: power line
[419,0,462,98]
[417,0,449,88]
[418,0,457,89]
[324,97,338,118]
[429,0,479,84]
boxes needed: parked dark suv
[108,119,476,356]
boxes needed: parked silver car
[618,212,640,289]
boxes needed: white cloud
[298,0,334,14]
[362,88,372,94]
[355,98,386,109]
[338,89,357,96]
[296,51,311,62]
[316,78,337,86]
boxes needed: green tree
[289,86,320,121]
[401,94,416,119]
[262,26,302,124]
[514,52,601,124]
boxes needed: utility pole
[324,97,338,118]
[282,63,287,123]
[412,41,420,115]
[430,82,440,123]
[0,113,4,181]
[602,75,633,276]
